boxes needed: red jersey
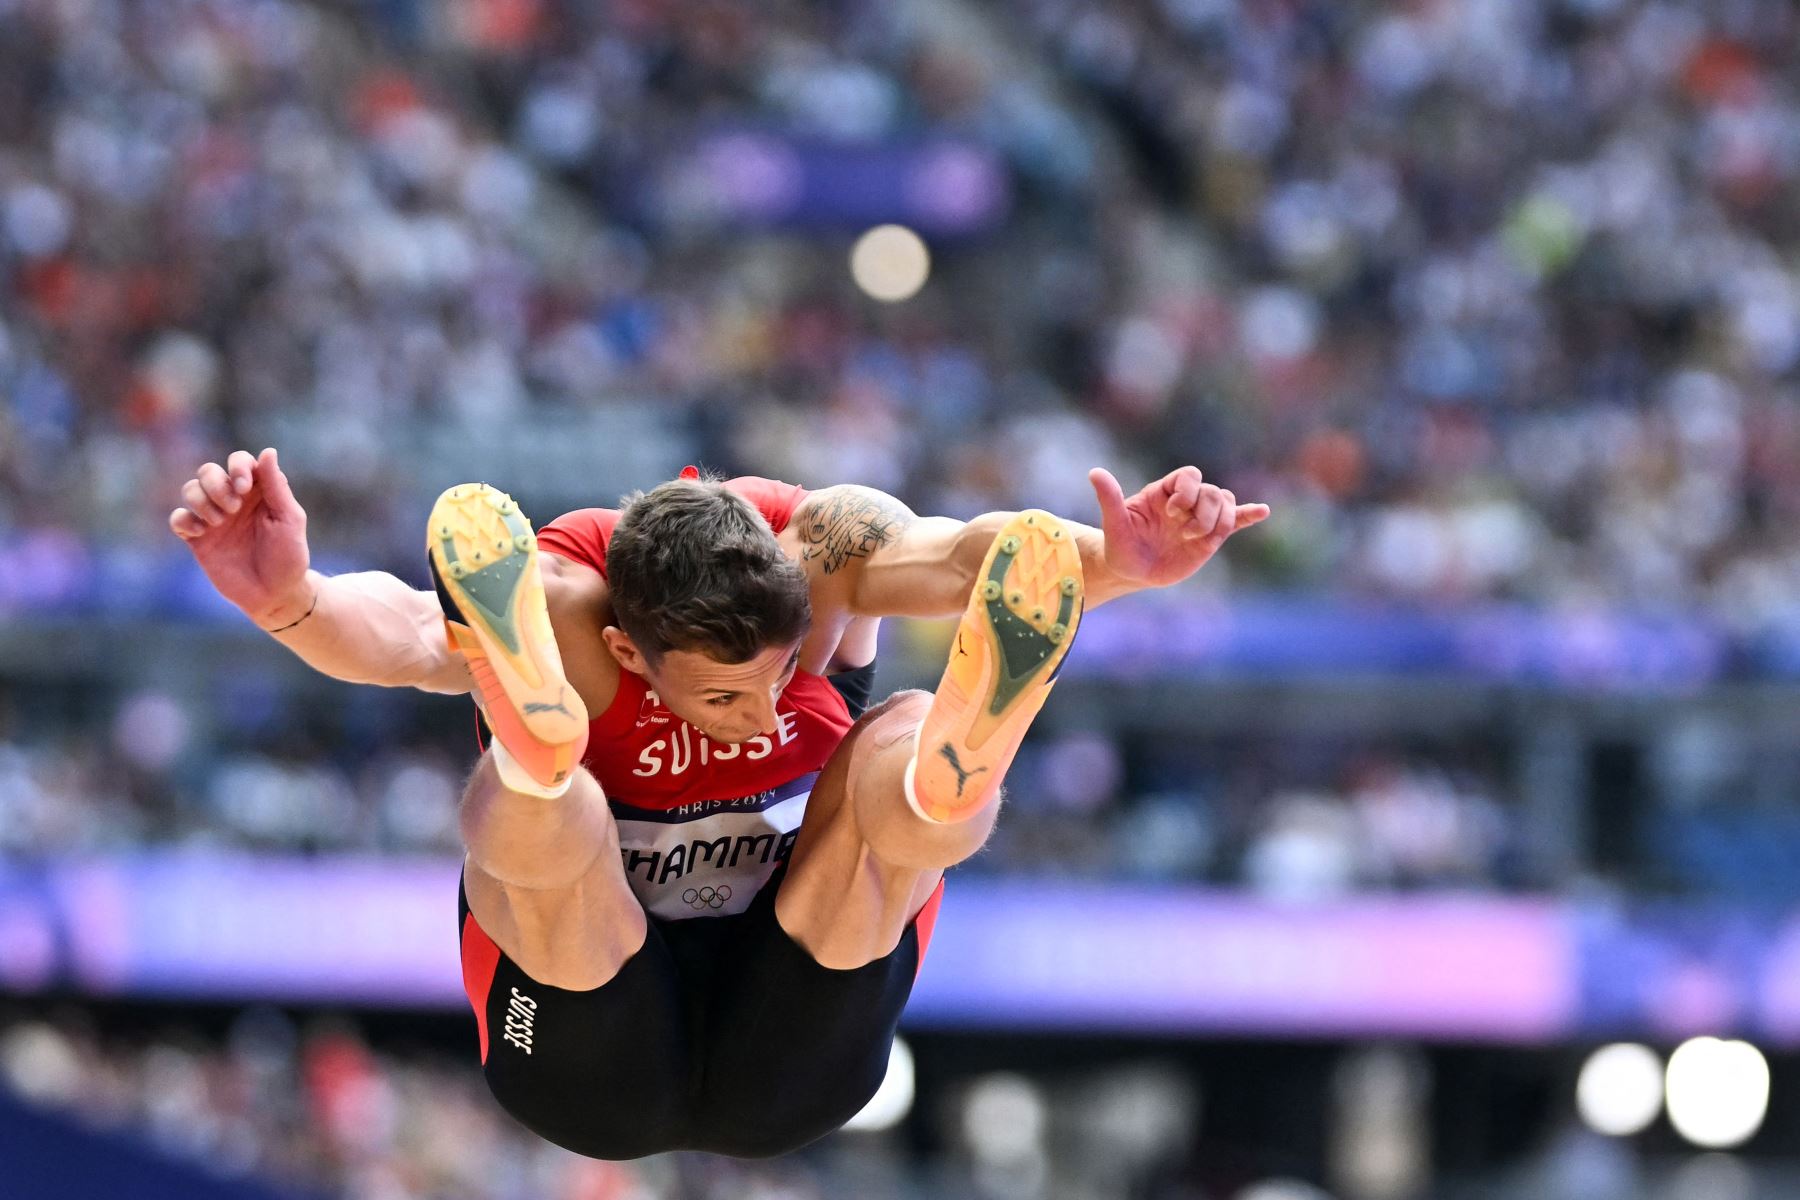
[535,470,856,920]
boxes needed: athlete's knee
[851,696,998,869]
[856,687,931,740]
[869,791,1000,871]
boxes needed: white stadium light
[1576,1043,1665,1137]
[850,224,931,302]
[842,1036,914,1133]
[1665,1037,1770,1150]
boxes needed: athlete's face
[643,640,804,744]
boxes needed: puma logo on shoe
[937,742,989,799]
[524,689,576,719]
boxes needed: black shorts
[457,864,943,1160]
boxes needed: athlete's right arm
[169,448,473,695]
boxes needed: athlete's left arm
[795,467,1271,620]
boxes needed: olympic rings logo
[681,885,732,910]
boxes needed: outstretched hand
[1088,465,1270,591]
[169,447,314,628]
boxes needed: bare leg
[778,512,1081,969]
[425,483,645,992]
[460,753,647,992]
[775,690,989,970]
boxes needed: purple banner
[1064,595,1728,687]
[0,854,1576,1039]
[906,884,1574,1039]
[650,129,1011,235]
[23,854,1800,1043]
[33,855,463,1005]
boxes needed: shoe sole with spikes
[427,483,587,790]
[907,510,1083,823]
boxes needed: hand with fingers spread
[1087,465,1271,591]
[169,447,315,630]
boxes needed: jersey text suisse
[534,471,854,920]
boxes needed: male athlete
[170,448,1267,1159]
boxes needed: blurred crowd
[0,1010,872,1200]
[0,1010,1776,1200]
[0,0,1790,894]
[7,4,1800,1197]
[0,1009,1235,1200]
[0,0,1797,637]
[0,681,1523,895]
[998,0,1800,623]
[986,723,1519,894]
[0,685,472,856]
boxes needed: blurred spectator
[3,0,1800,901]
[0,692,1534,896]
[0,1010,849,1200]
[0,0,1796,638]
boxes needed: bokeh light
[850,224,930,302]
[842,1036,914,1133]
[1665,1038,1770,1149]
[1576,1043,1664,1137]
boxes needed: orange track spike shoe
[906,510,1084,823]
[427,484,587,791]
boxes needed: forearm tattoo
[799,490,915,575]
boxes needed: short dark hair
[606,476,812,665]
